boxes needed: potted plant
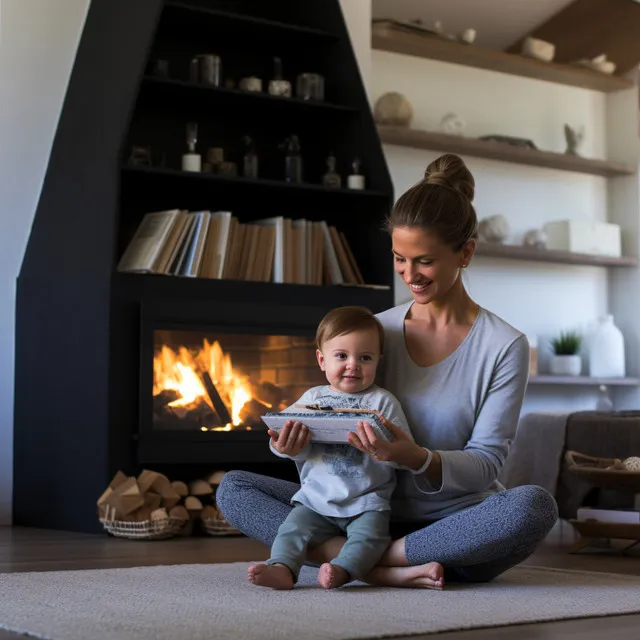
[550,331,582,376]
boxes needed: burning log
[199,371,232,425]
[239,398,270,425]
[250,380,285,408]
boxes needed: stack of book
[117,209,370,286]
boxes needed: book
[117,209,180,273]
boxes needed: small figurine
[242,136,258,179]
[564,124,585,156]
[322,154,341,188]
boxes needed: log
[189,479,213,496]
[199,371,232,425]
[171,481,189,498]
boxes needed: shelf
[163,2,339,42]
[475,242,637,268]
[529,376,640,386]
[377,126,636,178]
[114,273,392,311]
[142,76,358,114]
[122,165,388,198]
[372,21,634,93]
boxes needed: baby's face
[316,328,381,394]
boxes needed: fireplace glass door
[152,329,325,434]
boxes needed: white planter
[550,354,582,376]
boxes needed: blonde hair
[386,153,478,250]
[316,306,384,354]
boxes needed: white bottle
[588,315,625,378]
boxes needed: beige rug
[1,563,640,639]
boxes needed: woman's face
[391,226,474,305]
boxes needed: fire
[153,340,254,428]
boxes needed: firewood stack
[96,469,237,538]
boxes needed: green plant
[551,331,581,355]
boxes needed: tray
[564,450,640,490]
[569,519,640,554]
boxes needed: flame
[153,340,253,427]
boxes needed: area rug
[1,563,640,640]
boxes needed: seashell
[373,92,414,127]
[440,112,466,136]
[521,37,555,63]
[478,215,509,243]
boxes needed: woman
[217,153,558,589]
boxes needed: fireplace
[139,317,325,464]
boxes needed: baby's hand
[268,420,312,456]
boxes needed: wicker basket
[202,513,242,537]
[565,450,640,490]
[100,515,188,540]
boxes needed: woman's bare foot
[364,562,445,590]
[318,562,350,589]
[248,563,294,590]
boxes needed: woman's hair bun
[424,153,475,202]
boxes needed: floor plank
[0,521,639,639]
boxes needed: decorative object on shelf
[189,54,222,87]
[550,331,582,377]
[203,147,224,173]
[224,78,235,90]
[589,315,625,378]
[322,154,341,188]
[239,76,262,92]
[459,28,476,45]
[127,145,152,167]
[478,134,537,150]
[283,135,303,183]
[478,214,509,243]
[522,228,548,249]
[147,59,169,78]
[574,54,616,76]
[596,384,614,411]
[563,124,585,156]
[440,112,466,136]
[347,157,365,190]
[268,57,291,97]
[543,220,621,258]
[181,122,201,172]
[373,92,413,127]
[242,136,258,179]
[521,37,555,63]
[296,73,324,101]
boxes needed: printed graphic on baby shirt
[322,444,364,478]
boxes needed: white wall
[371,50,636,414]
[0,0,91,524]
[339,0,372,99]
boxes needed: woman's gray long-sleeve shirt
[376,302,529,522]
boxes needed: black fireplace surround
[13,0,393,533]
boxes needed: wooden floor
[0,522,639,639]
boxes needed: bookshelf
[14,0,393,533]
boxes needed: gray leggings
[216,471,558,583]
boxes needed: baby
[248,305,415,590]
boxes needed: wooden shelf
[142,76,358,114]
[377,126,636,178]
[529,376,640,386]
[163,2,339,42]
[372,21,634,93]
[475,242,637,268]
[122,165,389,198]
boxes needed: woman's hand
[348,416,429,470]
[268,420,312,457]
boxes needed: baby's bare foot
[318,562,350,589]
[366,561,445,589]
[248,563,294,590]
